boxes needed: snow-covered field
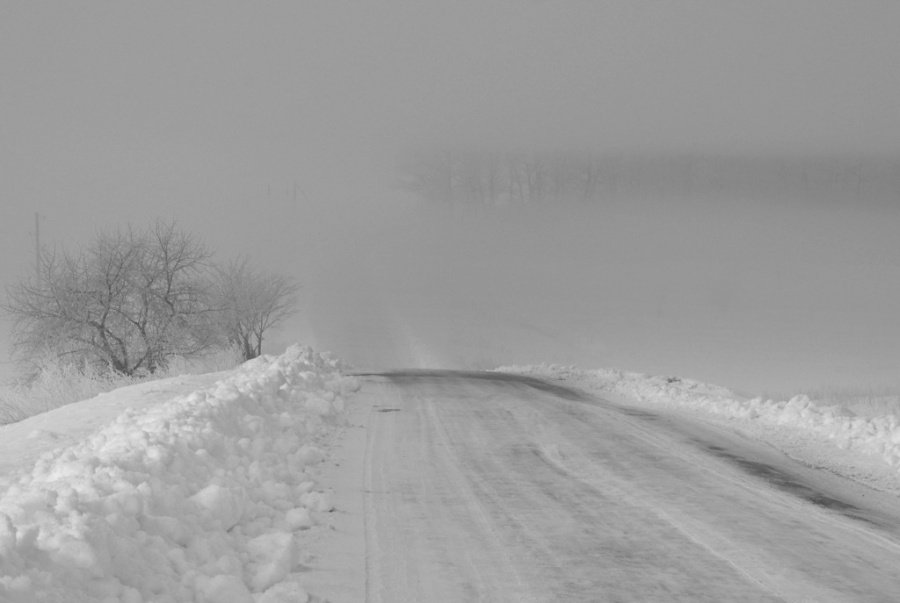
[500,363,900,495]
[0,345,358,603]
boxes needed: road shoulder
[299,390,372,602]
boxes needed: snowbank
[499,364,900,477]
[0,345,359,603]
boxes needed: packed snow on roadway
[0,345,359,603]
[500,363,900,495]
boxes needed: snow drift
[0,345,359,603]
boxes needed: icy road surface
[322,369,900,603]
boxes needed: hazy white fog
[301,198,900,395]
[2,2,900,393]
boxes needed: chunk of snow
[284,507,314,531]
[300,490,334,513]
[258,581,310,603]
[190,484,246,530]
[246,532,296,592]
[196,573,253,603]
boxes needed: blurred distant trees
[3,220,299,376]
[398,151,900,207]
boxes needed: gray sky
[3,2,898,213]
[2,2,900,389]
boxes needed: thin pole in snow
[34,212,41,278]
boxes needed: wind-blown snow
[500,364,900,494]
[0,345,359,603]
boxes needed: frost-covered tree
[214,257,299,361]
[4,221,218,376]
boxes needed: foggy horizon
[3,2,900,395]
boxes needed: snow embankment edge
[0,345,360,603]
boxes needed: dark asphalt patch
[617,408,661,421]
[352,369,591,402]
[699,442,880,527]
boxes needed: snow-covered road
[6,354,900,602]
[346,370,900,602]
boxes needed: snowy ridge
[0,345,359,603]
[499,364,900,484]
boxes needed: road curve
[330,370,900,602]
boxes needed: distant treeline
[398,151,900,206]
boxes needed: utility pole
[34,211,41,278]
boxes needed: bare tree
[214,257,299,361]
[4,220,217,376]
